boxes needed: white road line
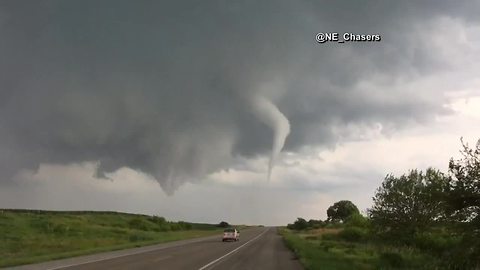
[198,228,269,270]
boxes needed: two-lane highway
[9,227,303,270]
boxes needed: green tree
[445,138,480,268]
[327,200,359,222]
[447,139,480,221]
[218,221,230,228]
[368,168,448,241]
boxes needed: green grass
[280,228,441,270]
[0,209,224,267]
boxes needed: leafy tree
[327,200,359,222]
[444,138,480,268]
[368,168,449,241]
[447,139,480,221]
[218,221,230,228]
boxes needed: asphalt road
[9,227,303,270]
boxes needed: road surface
[8,227,303,270]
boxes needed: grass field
[280,228,441,270]
[0,209,225,267]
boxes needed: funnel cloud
[250,96,290,180]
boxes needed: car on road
[222,228,240,242]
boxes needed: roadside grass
[280,228,441,270]
[0,209,225,267]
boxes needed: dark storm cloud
[0,0,478,193]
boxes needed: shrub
[321,232,339,241]
[308,219,324,228]
[378,252,405,268]
[128,218,149,231]
[319,241,336,251]
[158,224,171,231]
[287,218,309,231]
[338,227,367,242]
[413,231,460,254]
[169,223,181,231]
[344,213,369,228]
[324,222,342,229]
[179,221,192,230]
[148,216,166,225]
[305,235,320,240]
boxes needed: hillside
[0,209,224,267]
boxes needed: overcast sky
[1,1,479,225]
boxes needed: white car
[222,228,240,242]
